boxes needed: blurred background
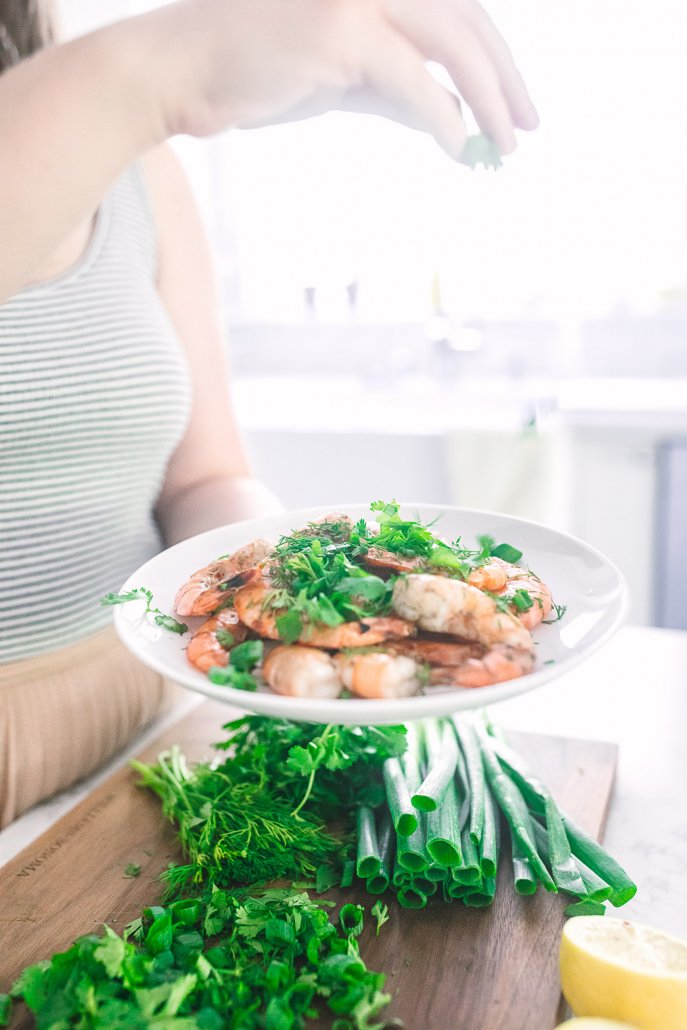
[60,0,687,628]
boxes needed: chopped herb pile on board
[6,889,389,1030]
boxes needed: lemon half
[560,916,687,1030]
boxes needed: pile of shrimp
[173,513,553,701]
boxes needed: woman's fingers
[362,22,468,160]
[465,0,539,130]
[383,0,536,153]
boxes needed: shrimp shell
[186,609,249,674]
[174,538,273,616]
[391,573,534,654]
[428,644,535,689]
[262,645,342,698]
[386,637,485,666]
[334,651,422,699]
[498,571,553,630]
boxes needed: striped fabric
[0,165,192,663]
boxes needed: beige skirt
[0,626,171,828]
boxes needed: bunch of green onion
[355,714,636,913]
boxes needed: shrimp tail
[186,609,249,674]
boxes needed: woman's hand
[161,0,537,160]
[0,0,537,300]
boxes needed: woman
[0,0,537,826]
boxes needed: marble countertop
[1,624,685,938]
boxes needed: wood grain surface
[0,701,617,1030]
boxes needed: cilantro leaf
[207,666,258,691]
[153,613,188,635]
[371,900,390,936]
[100,588,152,607]
[276,610,303,644]
[229,640,264,671]
[94,926,127,977]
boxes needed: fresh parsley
[100,587,188,635]
[9,889,391,1029]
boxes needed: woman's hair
[0,1,54,74]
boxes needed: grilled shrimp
[174,538,273,616]
[364,547,424,575]
[387,637,485,666]
[392,574,533,650]
[467,559,510,592]
[262,645,422,699]
[364,547,509,591]
[334,651,422,699]
[498,570,553,630]
[263,645,342,698]
[428,645,536,688]
[186,609,249,673]
[234,578,415,647]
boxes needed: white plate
[114,503,629,725]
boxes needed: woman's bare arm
[144,145,281,545]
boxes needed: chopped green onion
[564,899,607,917]
[452,716,485,846]
[490,736,635,905]
[397,887,427,910]
[454,826,482,885]
[424,864,449,882]
[476,727,556,893]
[463,876,496,908]
[396,825,428,873]
[383,758,418,837]
[339,859,355,889]
[543,795,586,896]
[365,871,390,895]
[489,542,523,563]
[412,720,459,812]
[356,806,382,879]
[511,588,534,613]
[479,784,499,879]
[425,779,462,868]
[511,834,537,896]
[410,876,438,897]
[558,816,636,907]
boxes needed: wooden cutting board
[0,700,617,1030]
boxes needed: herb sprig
[133,717,407,894]
[100,587,188,635]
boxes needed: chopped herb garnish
[371,900,390,936]
[152,612,187,635]
[228,639,264,671]
[543,601,568,624]
[490,542,523,563]
[123,863,141,878]
[207,666,258,691]
[100,587,188,635]
[511,588,534,612]
[11,888,391,1029]
[215,628,236,649]
[276,609,304,644]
